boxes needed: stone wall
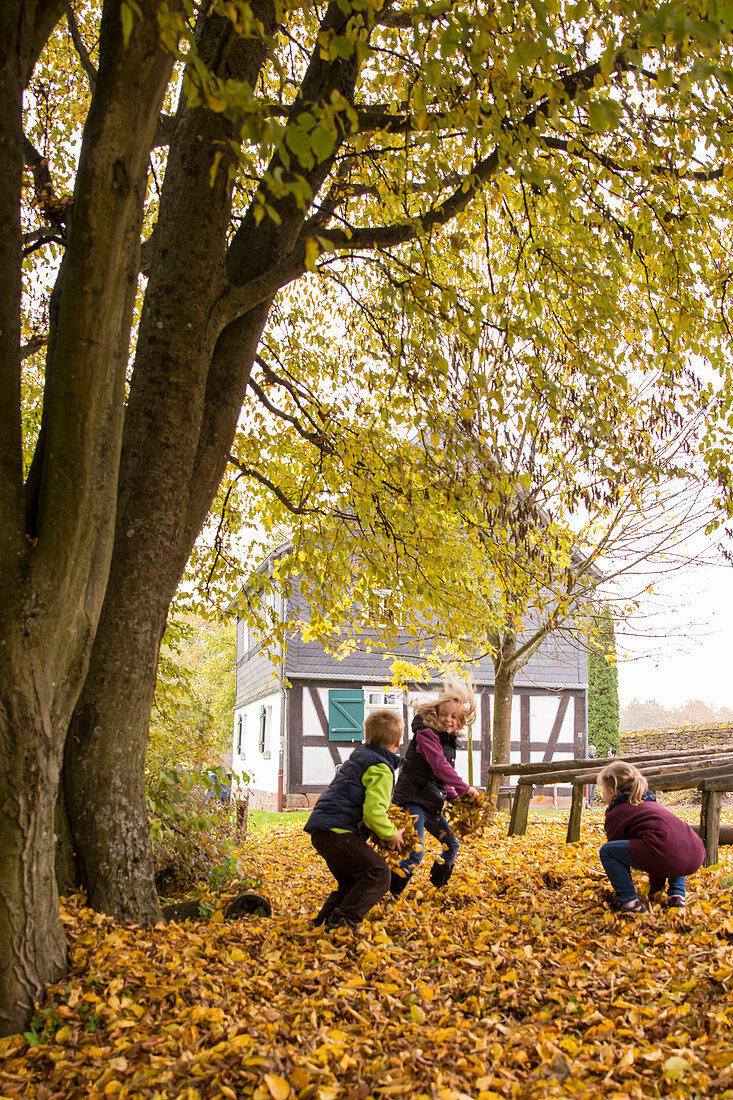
[621,722,733,755]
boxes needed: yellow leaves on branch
[6,815,733,1097]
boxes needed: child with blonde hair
[390,679,479,896]
[598,759,705,915]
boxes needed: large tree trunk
[63,3,279,919]
[0,12,64,1029]
[0,0,175,1034]
[63,0,367,922]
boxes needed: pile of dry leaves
[3,811,733,1098]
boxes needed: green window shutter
[328,689,364,742]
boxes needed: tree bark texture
[0,677,67,1037]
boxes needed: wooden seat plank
[486,746,730,779]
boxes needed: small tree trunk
[487,654,517,803]
[236,796,249,842]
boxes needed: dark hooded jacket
[393,714,466,815]
[604,790,706,878]
[304,743,402,834]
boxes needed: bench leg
[566,784,584,844]
[508,784,532,836]
[700,790,722,867]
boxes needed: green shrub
[146,763,242,898]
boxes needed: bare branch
[22,231,65,257]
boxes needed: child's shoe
[620,898,647,915]
[667,895,686,909]
[324,910,358,932]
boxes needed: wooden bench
[490,748,733,866]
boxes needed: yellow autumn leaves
[3,811,733,1098]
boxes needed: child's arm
[415,727,471,796]
[362,763,398,840]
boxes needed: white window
[237,618,250,657]
[373,587,397,625]
[364,688,403,722]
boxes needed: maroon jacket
[604,797,706,878]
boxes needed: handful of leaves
[446,790,492,839]
[369,805,423,871]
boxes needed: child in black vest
[391,681,479,896]
[305,709,405,931]
[599,760,705,914]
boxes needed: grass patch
[247,808,310,832]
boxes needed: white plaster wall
[301,685,326,739]
[231,690,283,795]
[530,695,575,760]
[455,747,482,784]
[508,696,523,765]
[301,685,404,786]
[303,745,347,785]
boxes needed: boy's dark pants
[310,830,391,926]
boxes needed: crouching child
[599,759,706,914]
[305,709,405,931]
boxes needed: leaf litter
[4,814,733,1098]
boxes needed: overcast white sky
[615,554,733,709]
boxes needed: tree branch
[20,334,48,361]
[247,364,332,448]
[539,133,725,182]
[227,457,323,516]
[65,0,97,91]
[308,59,610,253]
[22,0,66,86]
[23,135,71,232]
[151,113,177,149]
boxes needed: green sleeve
[362,763,397,840]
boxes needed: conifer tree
[588,608,620,757]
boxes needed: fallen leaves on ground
[4,813,733,1099]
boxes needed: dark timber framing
[283,681,586,798]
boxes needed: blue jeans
[393,804,460,890]
[600,840,685,904]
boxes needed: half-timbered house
[231,548,590,809]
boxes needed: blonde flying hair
[598,760,648,805]
[415,678,477,732]
[364,708,404,748]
